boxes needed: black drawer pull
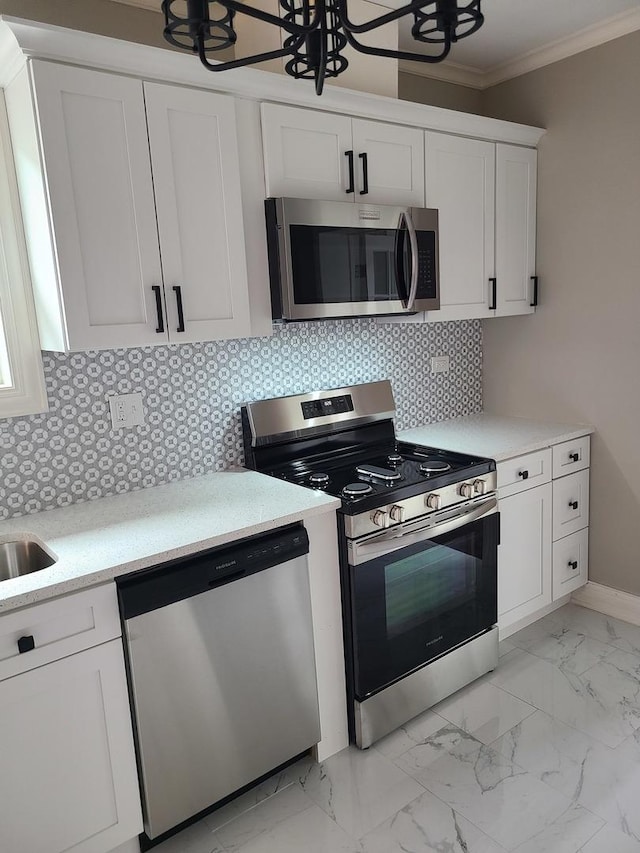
[518,470,529,480]
[152,285,164,334]
[18,635,35,654]
[569,500,579,510]
[345,150,355,194]
[569,452,579,462]
[568,560,578,570]
[530,275,539,307]
[489,277,497,310]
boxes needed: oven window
[349,513,498,699]
[385,545,476,638]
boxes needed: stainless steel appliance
[265,197,440,321]
[242,381,498,748]
[117,524,321,844]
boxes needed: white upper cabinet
[495,144,538,316]
[144,82,251,343]
[424,132,495,321]
[261,103,425,206]
[6,60,252,351]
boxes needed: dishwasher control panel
[117,523,309,619]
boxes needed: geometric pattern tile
[0,319,482,519]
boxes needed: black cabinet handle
[489,277,497,310]
[359,152,369,195]
[569,452,579,462]
[568,560,578,570]
[530,275,539,307]
[569,500,579,510]
[18,635,35,654]
[152,285,164,334]
[518,470,529,480]
[173,285,185,333]
[345,150,355,194]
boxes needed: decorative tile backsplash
[0,319,482,520]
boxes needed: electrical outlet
[109,393,145,429]
[430,355,450,374]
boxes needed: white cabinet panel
[0,640,141,853]
[553,528,589,599]
[28,61,164,349]
[497,448,551,497]
[424,132,495,321]
[351,119,424,206]
[144,83,251,342]
[552,469,590,541]
[552,435,590,479]
[495,144,537,316]
[498,483,552,628]
[261,103,353,200]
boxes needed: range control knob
[459,482,475,499]
[425,493,441,510]
[473,479,486,495]
[389,504,405,523]
[371,509,390,529]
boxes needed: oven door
[267,198,439,320]
[347,497,498,700]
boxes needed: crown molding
[108,0,162,11]
[401,6,640,90]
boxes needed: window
[0,91,47,418]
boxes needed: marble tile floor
[152,604,640,853]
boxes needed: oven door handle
[349,497,498,566]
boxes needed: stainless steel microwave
[265,198,440,321]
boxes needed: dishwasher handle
[117,523,309,619]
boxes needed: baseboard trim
[571,581,640,627]
[499,595,571,641]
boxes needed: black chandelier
[162,0,484,95]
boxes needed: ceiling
[398,0,640,88]
[112,0,640,89]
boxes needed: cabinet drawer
[0,583,121,682]
[552,436,590,479]
[553,528,588,600]
[552,469,590,541]
[497,449,552,497]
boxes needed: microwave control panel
[415,231,437,299]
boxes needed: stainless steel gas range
[242,380,499,748]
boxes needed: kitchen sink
[0,539,57,581]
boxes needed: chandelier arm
[341,26,452,63]
[334,0,447,35]
[196,30,308,71]
[217,0,319,36]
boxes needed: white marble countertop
[0,469,340,614]
[400,413,594,463]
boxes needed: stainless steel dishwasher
[117,523,321,844]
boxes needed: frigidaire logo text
[216,560,236,571]
[425,635,443,647]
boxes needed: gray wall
[398,71,483,114]
[480,31,640,596]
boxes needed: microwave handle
[404,209,419,311]
[394,212,410,308]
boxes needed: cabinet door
[29,61,165,349]
[498,483,552,631]
[495,144,537,316]
[0,640,142,853]
[424,132,495,321]
[351,119,424,206]
[144,83,251,342]
[261,103,353,200]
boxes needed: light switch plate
[430,355,450,374]
[109,393,145,429]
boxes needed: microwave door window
[365,237,395,300]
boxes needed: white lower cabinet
[498,482,552,626]
[0,587,142,853]
[498,435,590,635]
